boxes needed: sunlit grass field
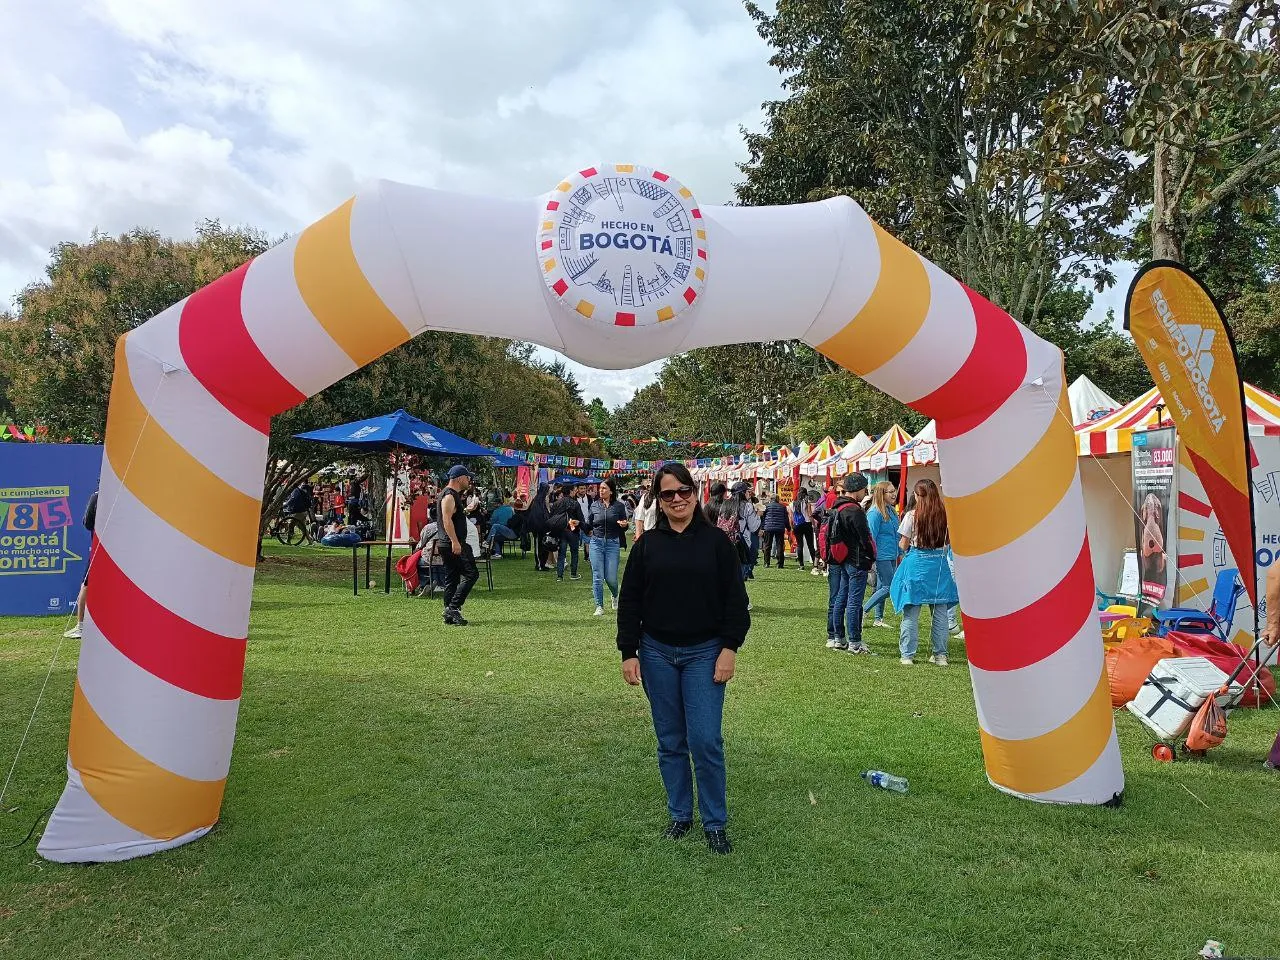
[2,544,1278,959]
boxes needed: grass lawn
[2,544,1279,959]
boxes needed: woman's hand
[622,658,642,686]
[714,648,736,684]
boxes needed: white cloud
[0,0,784,405]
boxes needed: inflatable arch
[39,165,1122,863]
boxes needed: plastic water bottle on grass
[861,770,908,793]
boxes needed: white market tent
[899,420,941,490]
[1068,375,1121,427]
[827,432,873,476]
[1075,382,1280,613]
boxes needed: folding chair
[1152,567,1243,639]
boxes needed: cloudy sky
[2,1,1133,410]
[0,0,792,407]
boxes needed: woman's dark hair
[716,484,746,524]
[912,478,949,549]
[599,476,618,501]
[648,463,707,528]
[524,482,552,534]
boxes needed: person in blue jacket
[890,478,959,666]
[760,495,792,569]
[862,481,902,627]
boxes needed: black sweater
[616,519,751,661]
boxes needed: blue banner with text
[0,443,103,616]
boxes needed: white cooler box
[1126,657,1245,741]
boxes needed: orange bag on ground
[1106,634,1178,708]
[1185,693,1228,750]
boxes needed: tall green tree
[741,0,1130,323]
[1226,284,1280,391]
[733,0,1141,444]
[0,225,594,549]
[974,0,1280,264]
[0,222,271,437]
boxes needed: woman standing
[792,490,816,570]
[586,477,629,615]
[618,463,750,855]
[890,479,959,666]
[734,483,762,580]
[760,495,792,569]
[550,481,585,582]
[703,482,729,525]
[524,482,554,572]
[862,481,901,627]
[634,486,659,541]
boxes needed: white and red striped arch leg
[40,181,1121,863]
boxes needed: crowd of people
[273,458,1280,855]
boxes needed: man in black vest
[437,465,480,626]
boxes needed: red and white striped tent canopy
[798,437,840,475]
[855,424,913,471]
[757,445,795,479]
[900,420,938,466]
[827,432,872,476]
[1075,383,1280,456]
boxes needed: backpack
[715,511,741,544]
[820,502,867,566]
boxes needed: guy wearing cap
[437,465,480,626]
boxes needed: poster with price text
[1132,427,1175,606]
[0,443,103,616]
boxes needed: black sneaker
[443,609,468,626]
[705,829,732,854]
[570,574,582,581]
[663,819,692,840]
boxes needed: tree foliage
[1227,284,1280,390]
[0,222,272,437]
[0,225,593,542]
[974,0,1280,263]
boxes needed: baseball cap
[446,465,473,480]
[842,474,868,494]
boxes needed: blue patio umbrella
[294,409,521,590]
[295,409,511,459]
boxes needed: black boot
[663,819,692,840]
[705,829,732,854]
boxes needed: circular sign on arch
[538,164,707,327]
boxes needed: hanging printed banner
[1125,262,1258,616]
[0,443,103,616]
[1131,427,1176,607]
[492,430,752,450]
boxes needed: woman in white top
[634,488,660,541]
[889,479,959,666]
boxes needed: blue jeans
[488,523,516,555]
[864,557,897,619]
[639,636,728,831]
[746,531,760,578]
[589,536,620,606]
[900,604,949,659]
[827,563,869,645]
[556,530,580,578]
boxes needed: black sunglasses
[658,485,695,503]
